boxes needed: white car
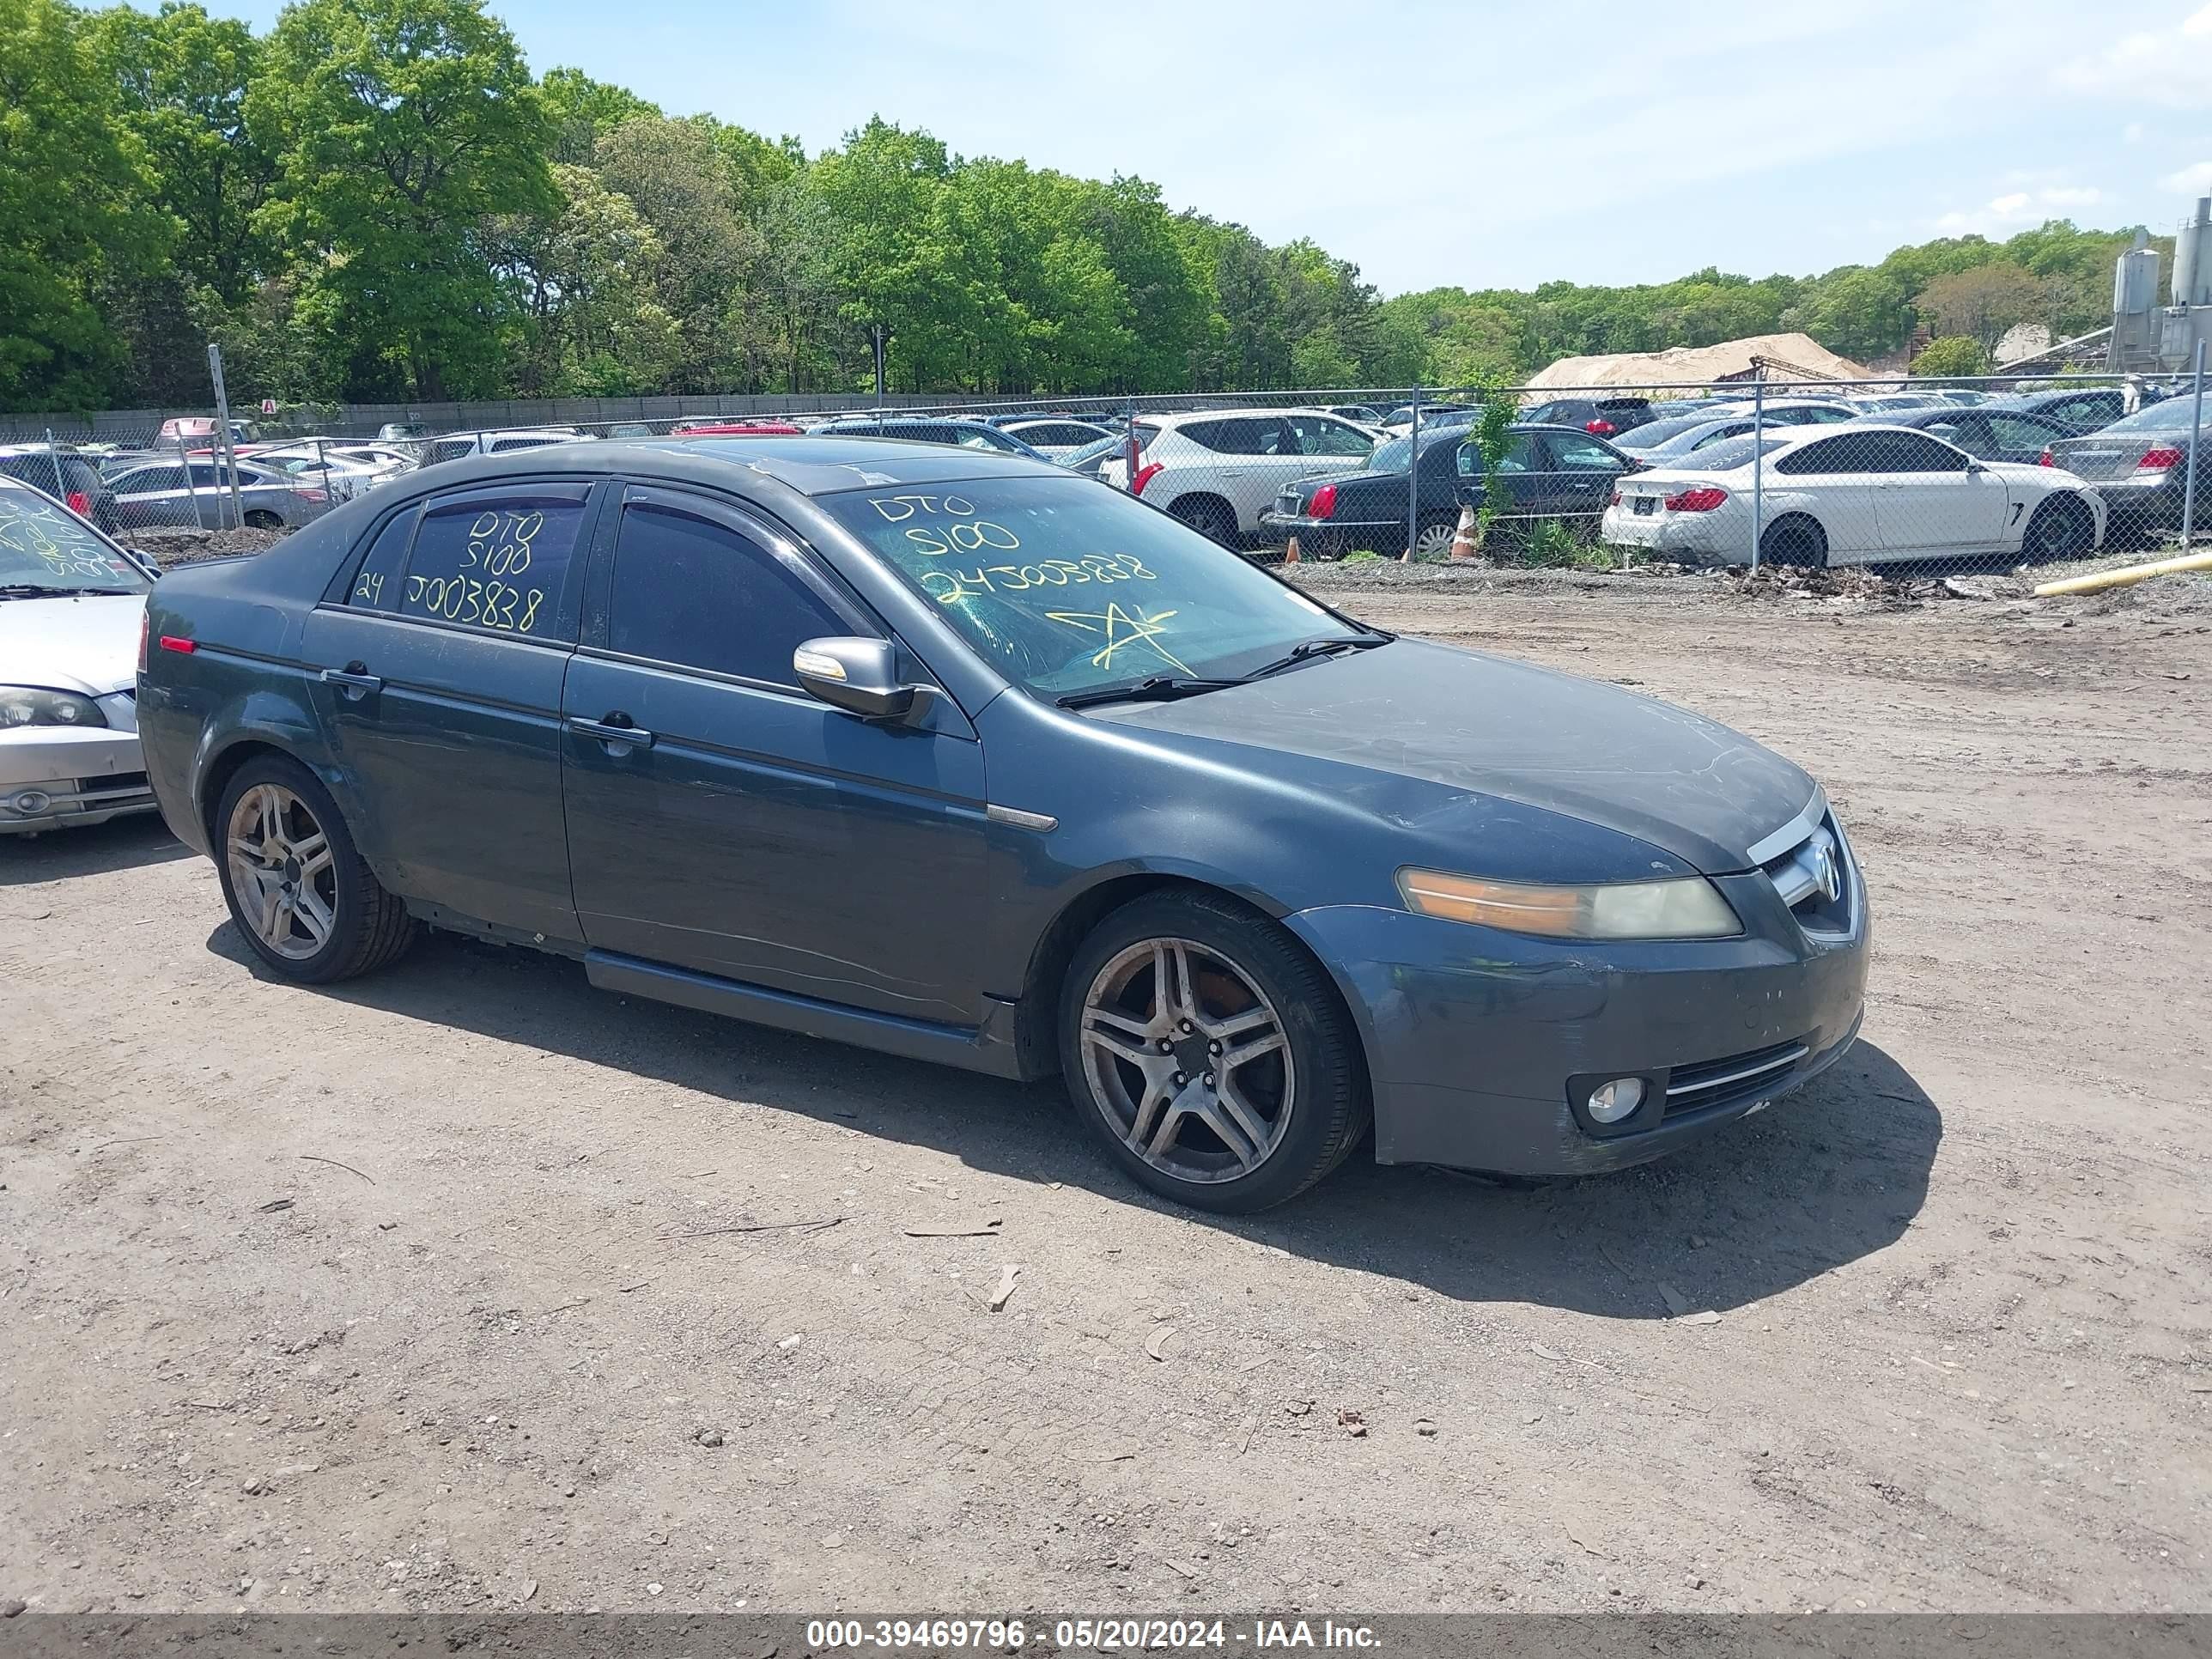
[0,477,159,835]
[999,417,1116,460]
[417,428,594,468]
[1601,424,2106,567]
[252,442,416,502]
[1098,409,1377,543]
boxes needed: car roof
[388,435,1065,501]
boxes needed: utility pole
[207,343,243,528]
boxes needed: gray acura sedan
[137,438,1868,1212]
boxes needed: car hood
[1093,638,1813,873]
[0,592,147,696]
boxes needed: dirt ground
[3,568,2209,1617]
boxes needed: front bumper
[0,722,156,835]
[1286,868,1869,1176]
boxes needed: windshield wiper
[1056,675,1246,710]
[1244,633,1391,681]
[0,582,134,599]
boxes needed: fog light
[12,790,52,816]
[1587,1078,1645,1124]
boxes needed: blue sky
[197,0,2212,295]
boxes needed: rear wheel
[242,509,283,530]
[1169,495,1239,547]
[1759,514,1828,568]
[1059,890,1370,1213]
[216,755,416,984]
[1409,512,1459,561]
[2023,495,2094,562]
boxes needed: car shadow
[0,815,187,885]
[206,923,1939,1319]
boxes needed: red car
[668,418,805,437]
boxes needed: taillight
[1609,489,1622,507]
[1309,483,1338,520]
[1664,486,1729,513]
[137,611,149,675]
[298,486,327,502]
[66,489,91,516]
[2038,449,2055,466]
[1587,419,1615,436]
[2139,447,2184,471]
[1129,461,1163,497]
[158,635,196,653]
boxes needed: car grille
[77,771,149,797]
[1759,811,1855,937]
[1664,1039,1809,1119]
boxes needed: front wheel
[1059,890,1370,1212]
[216,755,417,983]
[1759,514,1828,568]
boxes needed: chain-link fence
[7,366,2204,580]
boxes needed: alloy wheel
[1077,937,1295,1185]
[1411,520,1457,560]
[225,782,337,960]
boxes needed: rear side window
[344,508,419,611]
[605,499,847,687]
[1177,420,1231,452]
[393,490,589,639]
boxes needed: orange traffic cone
[1448,506,1481,562]
[1284,535,1301,564]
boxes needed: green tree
[1913,264,2044,362]
[1909,335,1987,377]
[1798,267,1914,362]
[594,114,764,391]
[538,66,659,167]
[489,162,680,394]
[0,0,166,409]
[247,0,555,400]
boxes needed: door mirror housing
[793,636,918,721]
[1966,459,1988,475]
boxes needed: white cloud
[2124,121,2148,143]
[1935,185,2106,235]
[2056,3,2212,106]
[2164,161,2212,194]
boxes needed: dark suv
[0,443,123,532]
[1517,396,1660,440]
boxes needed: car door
[300,479,599,945]
[1770,434,1887,560]
[108,464,189,530]
[560,484,988,1025]
[1532,432,1628,526]
[1865,430,2009,553]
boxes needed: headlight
[1397,868,1741,939]
[0,687,108,730]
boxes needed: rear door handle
[568,714,655,750]
[320,665,382,699]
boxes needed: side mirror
[793,636,917,721]
[1966,459,1988,475]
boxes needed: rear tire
[1169,495,1240,548]
[2023,495,2094,562]
[242,509,283,531]
[1759,514,1828,568]
[1059,890,1370,1213]
[1409,512,1458,561]
[215,754,416,984]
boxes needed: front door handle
[320,664,382,699]
[568,713,655,751]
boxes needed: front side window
[0,486,147,592]
[822,475,1361,700]
[1544,435,1624,471]
[605,500,847,685]
[392,489,588,639]
[115,465,185,494]
[1291,416,1374,458]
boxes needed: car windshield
[2100,394,2207,434]
[1060,434,1124,467]
[1626,412,1731,448]
[0,488,148,592]
[822,475,1367,699]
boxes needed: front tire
[1169,495,1240,548]
[1058,890,1370,1212]
[216,755,416,984]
